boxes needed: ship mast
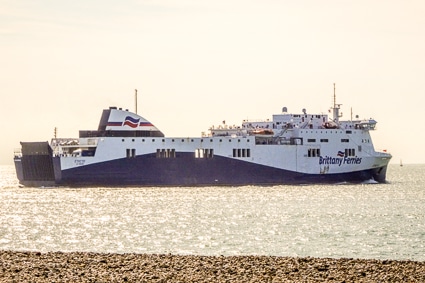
[332,83,342,123]
[135,89,138,114]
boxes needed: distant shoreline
[1,251,424,282]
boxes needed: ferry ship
[14,90,392,187]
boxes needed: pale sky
[1,0,424,165]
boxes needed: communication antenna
[135,89,138,114]
[333,83,336,109]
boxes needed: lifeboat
[249,129,274,136]
[323,121,339,129]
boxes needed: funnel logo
[123,116,140,128]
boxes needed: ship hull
[16,152,389,187]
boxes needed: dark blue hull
[50,153,388,187]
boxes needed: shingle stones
[1,251,424,282]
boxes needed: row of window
[308,138,350,143]
[308,148,321,157]
[129,147,360,159]
[127,148,252,159]
[306,148,358,158]
[345,148,356,157]
[126,148,136,158]
[232,148,251,158]
[307,138,371,144]
[127,148,216,159]
[156,148,176,158]
[300,130,352,134]
[122,138,251,143]
[122,137,370,146]
[195,148,214,158]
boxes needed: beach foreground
[1,251,424,282]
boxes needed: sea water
[0,164,424,261]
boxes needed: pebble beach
[1,251,425,282]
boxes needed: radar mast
[332,83,342,123]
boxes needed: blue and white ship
[14,90,392,187]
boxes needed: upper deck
[209,109,378,138]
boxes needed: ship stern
[14,142,61,187]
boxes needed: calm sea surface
[1,164,424,261]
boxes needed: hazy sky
[1,0,424,165]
